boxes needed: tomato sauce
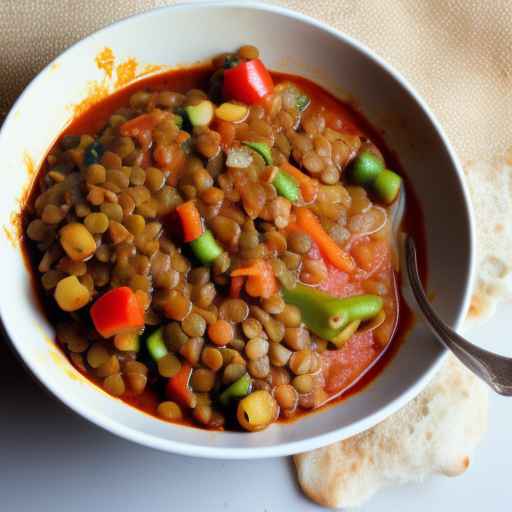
[21,64,427,427]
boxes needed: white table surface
[1,303,510,512]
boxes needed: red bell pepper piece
[223,59,273,105]
[90,286,144,338]
[166,364,195,407]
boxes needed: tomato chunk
[90,287,144,338]
[223,59,273,104]
[321,331,377,394]
[352,238,390,276]
[166,364,195,407]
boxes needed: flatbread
[465,147,512,325]
[294,355,488,508]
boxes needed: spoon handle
[405,236,512,396]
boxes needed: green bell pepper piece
[282,283,383,341]
[273,169,299,202]
[242,141,273,165]
[147,327,168,361]
[190,229,223,265]
[373,169,402,204]
[218,373,252,406]
[350,150,384,186]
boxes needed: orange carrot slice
[231,260,278,298]
[295,207,355,273]
[176,201,204,242]
[119,113,159,137]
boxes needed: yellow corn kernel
[54,275,90,312]
[59,223,96,261]
[215,102,249,123]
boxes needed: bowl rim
[0,0,476,459]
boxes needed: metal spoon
[389,186,512,395]
[405,235,512,396]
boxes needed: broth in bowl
[21,45,424,432]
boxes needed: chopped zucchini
[185,100,214,127]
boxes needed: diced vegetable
[176,200,204,242]
[373,169,402,204]
[223,59,274,104]
[185,100,214,127]
[282,283,383,341]
[216,102,249,123]
[295,207,355,273]
[166,363,196,408]
[83,141,104,166]
[219,373,252,406]
[54,275,90,312]
[120,113,159,137]
[147,327,168,361]
[90,287,145,338]
[296,94,310,112]
[190,230,223,264]
[280,161,318,204]
[350,150,384,186]
[59,222,96,262]
[114,332,140,352]
[242,141,273,165]
[226,147,252,168]
[331,320,360,349]
[236,390,277,432]
[231,259,277,299]
[273,169,299,202]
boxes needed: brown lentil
[219,299,249,323]
[157,353,182,378]
[181,313,207,337]
[274,384,299,411]
[157,401,183,421]
[103,373,125,396]
[208,320,234,346]
[201,347,223,372]
[292,374,314,394]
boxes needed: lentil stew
[21,46,425,432]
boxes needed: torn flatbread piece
[465,148,512,324]
[294,355,487,508]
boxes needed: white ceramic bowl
[0,1,474,458]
